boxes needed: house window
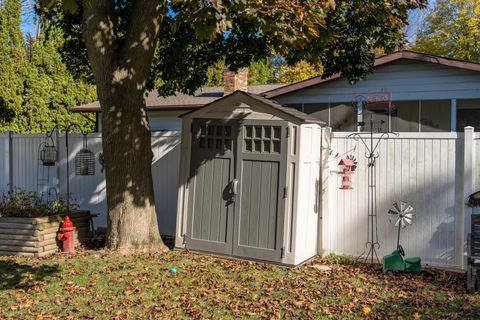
[300,103,356,131]
[391,101,419,132]
[421,100,451,132]
[288,99,455,132]
[457,99,480,131]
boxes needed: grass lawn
[0,250,478,319]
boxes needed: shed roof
[181,90,325,126]
[72,84,287,113]
[263,50,480,98]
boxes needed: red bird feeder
[338,157,356,190]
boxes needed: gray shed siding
[274,60,480,104]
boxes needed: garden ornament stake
[347,93,398,264]
[383,202,422,274]
[37,128,59,202]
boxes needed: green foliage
[278,60,324,83]
[411,0,480,62]
[0,187,78,218]
[42,0,426,96]
[0,0,27,127]
[0,1,96,133]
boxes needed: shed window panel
[243,125,281,154]
[457,99,480,131]
[421,100,451,132]
[198,124,232,150]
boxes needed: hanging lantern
[75,134,95,176]
[338,155,357,190]
[39,134,57,166]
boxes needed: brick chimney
[223,67,248,96]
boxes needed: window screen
[457,99,480,131]
[421,100,451,132]
[391,101,419,132]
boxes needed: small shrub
[324,253,359,266]
[0,187,78,218]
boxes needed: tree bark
[80,0,167,252]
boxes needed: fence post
[6,131,13,192]
[462,126,475,269]
[320,127,333,256]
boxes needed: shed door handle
[231,179,239,195]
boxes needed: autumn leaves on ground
[0,251,478,320]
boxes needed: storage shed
[175,91,326,266]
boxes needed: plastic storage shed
[175,91,326,266]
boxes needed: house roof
[181,90,325,126]
[72,84,287,113]
[263,50,480,98]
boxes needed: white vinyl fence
[321,127,480,269]
[1,128,479,269]
[0,131,181,236]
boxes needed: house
[73,51,480,133]
[265,51,480,133]
[72,69,287,131]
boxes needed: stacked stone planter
[0,210,92,257]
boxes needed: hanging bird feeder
[75,134,95,175]
[39,132,57,166]
[338,154,357,190]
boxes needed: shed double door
[186,119,287,262]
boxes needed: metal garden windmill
[388,202,415,249]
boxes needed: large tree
[39,0,425,253]
[0,0,95,133]
[411,0,480,61]
[0,0,26,128]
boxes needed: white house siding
[324,132,462,268]
[274,60,480,104]
[97,110,185,132]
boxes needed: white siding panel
[275,60,480,104]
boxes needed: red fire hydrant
[57,216,76,254]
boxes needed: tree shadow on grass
[0,260,59,290]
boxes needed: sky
[20,0,36,36]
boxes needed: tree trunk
[98,84,167,252]
[80,1,167,252]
